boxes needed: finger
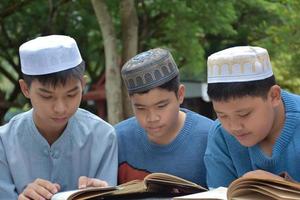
[78,176,88,189]
[18,193,31,200]
[86,178,108,188]
[54,183,61,192]
[22,185,47,200]
[35,179,59,194]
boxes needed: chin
[239,140,256,147]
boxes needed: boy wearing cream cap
[204,46,300,188]
[0,35,117,199]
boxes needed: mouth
[52,117,68,123]
[234,132,250,140]
[147,126,163,132]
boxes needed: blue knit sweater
[115,108,213,187]
[204,91,300,188]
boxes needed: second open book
[174,172,300,200]
[51,172,207,200]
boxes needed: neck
[33,113,66,146]
[151,110,186,145]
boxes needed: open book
[51,186,119,200]
[52,172,207,200]
[173,173,300,200]
[227,174,300,200]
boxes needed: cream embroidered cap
[19,35,83,75]
[207,46,273,83]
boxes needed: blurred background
[0,0,299,125]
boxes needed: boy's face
[130,85,185,145]
[19,77,85,135]
[212,86,282,147]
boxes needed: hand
[78,176,108,189]
[242,170,284,181]
[18,178,60,200]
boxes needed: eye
[67,93,77,98]
[217,114,227,119]
[40,95,52,100]
[157,103,167,109]
[239,112,250,118]
[135,106,145,110]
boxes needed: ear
[177,84,185,104]
[269,85,281,107]
[19,79,31,99]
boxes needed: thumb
[87,178,108,187]
[78,176,88,189]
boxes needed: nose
[228,118,243,132]
[146,110,159,123]
[53,99,67,114]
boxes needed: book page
[228,175,300,200]
[52,190,79,200]
[145,173,198,185]
[145,173,207,191]
[51,186,118,200]
[172,187,228,200]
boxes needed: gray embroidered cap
[121,48,179,94]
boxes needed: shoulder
[74,108,112,127]
[206,120,241,150]
[283,90,300,103]
[208,120,230,145]
[114,117,140,134]
[282,90,300,114]
[183,108,213,129]
[208,120,225,137]
[183,108,213,121]
[0,110,32,138]
[114,117,141,137]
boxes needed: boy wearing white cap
[115,48,213,186]
[204,46,300,188]
[0,35,117,199]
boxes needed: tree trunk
[120,0,138,119]
[91,0,123,125]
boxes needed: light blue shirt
[0,108,118,199]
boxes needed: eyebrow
[38,86,80,94]
[215,108,251,114]
[134,99,169,107]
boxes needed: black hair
[22,61,85,88]
[131,75,180,97]
[207,75,276,101]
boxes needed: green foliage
[1,0,300,122]
[254,0,300,93]
[136,0,237,81]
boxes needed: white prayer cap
[19,35,83,75]
[207,46,273,83]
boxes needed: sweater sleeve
[0,137,18,199]
[204,122,238,188]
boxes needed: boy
[115,48,213,186]
[0,35,118,199]
[204,46,300,188]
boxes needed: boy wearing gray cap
[204,46,300,188]
[0,35,117,199]
[115,48,213,186]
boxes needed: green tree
[0,0,299,124]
